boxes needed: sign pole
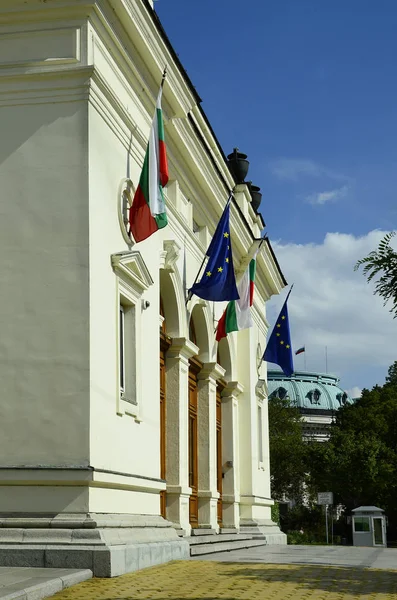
[325,505,329,544]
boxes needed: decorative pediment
[111,251,154,294]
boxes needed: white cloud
[306,185,348,205]
[346,386,362,399]
[269,158,349,182]
[267,230,397,391]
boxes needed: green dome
[267,370,352,412]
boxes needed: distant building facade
[267,370,354,442]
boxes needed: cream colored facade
[0,0,286,576]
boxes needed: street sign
[317,492,333,505]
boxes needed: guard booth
[352,506,387,547]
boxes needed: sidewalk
[194,543,397,570]
[44,546,397,600]
[0,567,91,600]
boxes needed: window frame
[354,516,370,533]
[119,304,125,395]
[257,401,264,469]
[111,251,154,421]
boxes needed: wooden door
[160,331,171,519]
[188,358,201,526]
[216,382,225,526]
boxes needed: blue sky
[155,0,397,392]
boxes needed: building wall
[0,0,286,538]
[0,77,90,471]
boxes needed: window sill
[117,397,141,421]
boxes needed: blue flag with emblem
[189,199,239,302]
[263,288,294,376]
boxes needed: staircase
[186,529,268,556]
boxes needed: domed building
[267,370,354,442]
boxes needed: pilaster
[165,337,198,535]
[221,381,244,530]
[196,362,225,531]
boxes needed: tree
[307,363,397,541]
[354,231,397,317]
[385,362,397,386]
[268,395,307,501]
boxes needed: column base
[239,518,287,545]
[0,513,190,576]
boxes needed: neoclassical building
[0,0,286,577]
[267,370,354,442]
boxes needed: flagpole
[160,65,167,89]
[325,346,328,373]
[304,345,307,371]
[285,283,294,303]
[186,192,234,305]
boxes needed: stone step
[187,533,254,545]
[190,537,267,556]
[220,528,238,535]
[190,529,216,536]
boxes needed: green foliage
[307,362,397,541]
[354,231,397,317]
[386,362,397,386]
[271,502,280,527]
[281,503,326,543]
[268,395,307,501]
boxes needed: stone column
[196,362,225,531]
[221,381,244,531]
[165,337,199,535]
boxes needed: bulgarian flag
[216,257,257,341]
[129,85,169,243]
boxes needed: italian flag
[129,86,169,243]
[216,257,257,341]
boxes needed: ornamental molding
[117,178,135,247]
[197,362,226,382]
[221,381,244,398]
[111,251,153,294]
[256,380,268,401]
[167,337,199,361]
[161,239,181,272]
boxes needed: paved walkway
[0,567,91,600]
[195,544,397,569]
[44,545,397,600]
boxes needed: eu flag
[189,201,239,302]
[263,293,294,376]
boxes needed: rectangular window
[354,517,370,532]
[258,404,263,465]
[118,296,137,408]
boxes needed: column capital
[197,362,225,382]
[167,337,198,361]
[222,381,244,398]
